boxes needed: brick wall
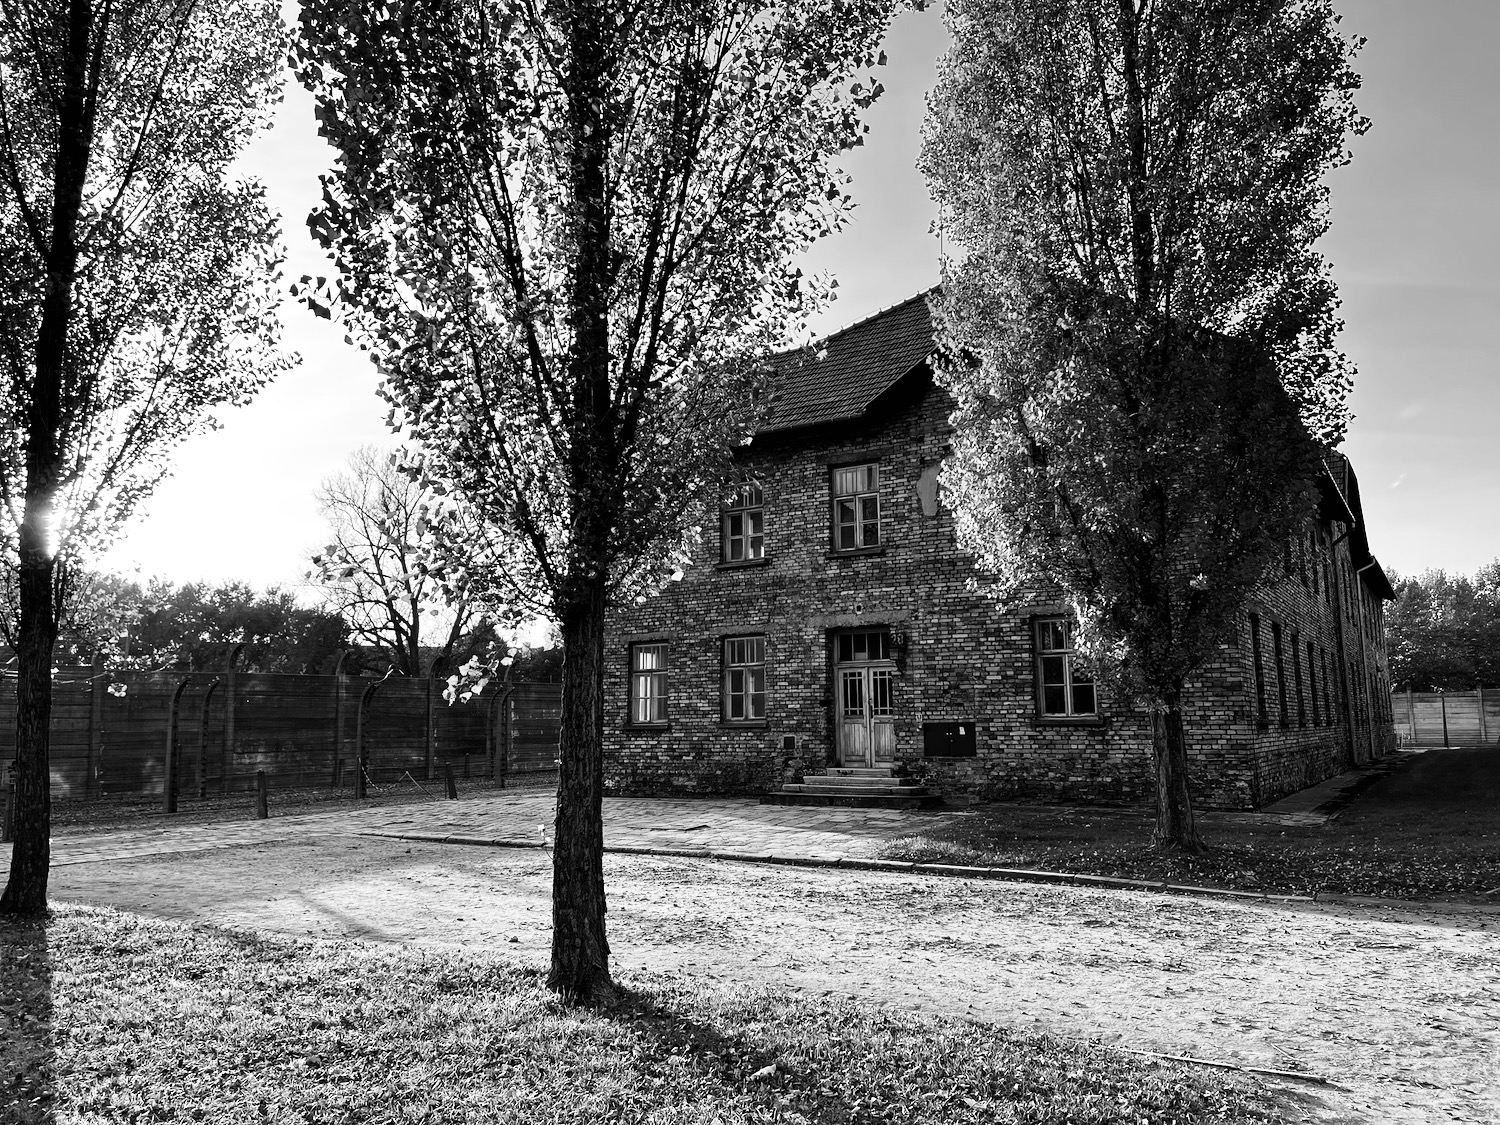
[602,376,1392,810]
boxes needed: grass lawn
[0,906,1289,1125]
[883,748,1500,901]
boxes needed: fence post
[425,675,436,782]
[256,769,268,819]
[1439,690,1450,748]
[355,680,381,799]
[332,650,350,786]
[445,760,458,800]
[222,643,245,794]
[1478,686,1488,745]
[197,680,220,800]
[164,678,191,814]
[88,653,105,799]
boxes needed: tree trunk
[1,548,57,915]
[1,0,96,916]
[548,577,613,1002]
[1150,681,1204,853]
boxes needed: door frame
[832,628,896,767]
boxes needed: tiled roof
[756,290,936,435]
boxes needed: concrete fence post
[88,653,105,799]
[355,680,381,799]
[332,650,351,787]
[197,680,221,800]
[222,643,245,795]
[164,678,192,814]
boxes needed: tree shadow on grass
[0,916,53,1123]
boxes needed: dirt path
[50,835,1500,1125]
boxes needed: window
[1320,647,1333,725]
[722,484,765,563]
[836,630,891,663]
[831,463,880,550]
[1035,618,1096,717]
[629,643,668,725]
[723,636,766,722]
[1249,613,1268,724]
[1292,632,1306,727]
[1308,640,1319,726]
[1271,623,1288,727]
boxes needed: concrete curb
[360,831,1316,905]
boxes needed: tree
[295,0,901,998]
[309,446,486,677]
[127,580,349,673]
[0,0,289,914]
[1388,566,1500,690]
[922,0,1365,851]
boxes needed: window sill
[623,723,671,735]
[718,720,770,730]
[716,557,771,571]
[1032,715,1105,728]
[827,547,886,560]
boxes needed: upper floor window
[630,642,668,725]
[723,484,764,562]
[723,635,766,722]
[831,463,880,550]
[1035,618,1096,717]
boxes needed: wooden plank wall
[1393,688,1500,748]
[0,668,562,798]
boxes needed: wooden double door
[835,630,896,767]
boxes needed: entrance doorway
[834,629,895,767]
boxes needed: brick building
[602,293,1395,809]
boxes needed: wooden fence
[0,663,562,799]
[1391,688,1500,748]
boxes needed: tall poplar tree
[295,0,903,999]
[923,0,1365,850]
[0,0,289,913]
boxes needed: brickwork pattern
[603,378,1393,810]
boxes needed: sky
[100,0,1500,592]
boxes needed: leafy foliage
[2,571,349,673]
[292,0,900,621]
[921,0,1366,848]
[1387,564,1500,690]
[0,0,292,568]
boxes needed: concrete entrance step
[761,767,941,809]
[759,791,944,809]
[795,777,925,792]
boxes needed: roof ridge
[780,286,939,355]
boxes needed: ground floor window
[630,642,669,725]
[1249,613,1268,723]
[1035,617,1096,717]
[1308,640,1320,726]
[723,635,766,722]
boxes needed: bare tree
[310,446,477,677]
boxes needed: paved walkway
[11,750,1429,873]
[29,791,954,869]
